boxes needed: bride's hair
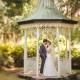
[48,40,51,45]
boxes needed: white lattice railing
[26,58,36,74]
[26,57,71,76]
[60,58,71,76]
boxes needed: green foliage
[22,0,38,16]
[72,48,80,58]
[11,45,24,67]
[56,0,80,18]
[56,47,80,69]
[60,50,66,58]
[0,42,36,67]
[72,57,80,69]
[0,0,37,44]
[71,24,80,42]
[71,48,80,69]
[10,42,36,67]
[0,53,4,67]
[0,69,23,80]
[1,41,36,67]
[27,42,36,57]
[2,0,37,17]
[0,44,14,68]
[3,0,27,16]
[0,43,80,69]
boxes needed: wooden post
[24,29,27,74]
[69,28,72,74]
[36,28,39,78]
[56,27,61,77]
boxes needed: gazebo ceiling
[18,0,77,25]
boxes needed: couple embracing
[39,39,58,77]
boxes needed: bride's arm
[49,45,53,54]
[47,47,52,53]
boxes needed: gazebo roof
[18,0,77,25]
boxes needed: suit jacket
[39,44,47,58]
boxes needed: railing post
[24,29,27,74]
[69,28,72,74]
[56,27,61,77]
[36,28,39,78]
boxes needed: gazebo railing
[26,57,71,76]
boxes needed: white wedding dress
[43,45,58,77]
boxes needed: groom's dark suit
[39,44,47,74]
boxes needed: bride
[43,40,58,77]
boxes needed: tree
[55,0,80,18]
[55,0,80,42]
[0,0,37,44]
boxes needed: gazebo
[18,0,77,79]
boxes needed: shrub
[72,57,80,69]
[0,53,4,67]
[27,42,36,57]
[0,44,14,68]
[55,47,80,69]
[10,43,36,67]
[71,48,80,69]
[0,43,79,69]
[11,45,24,67]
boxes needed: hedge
[0,44,80,69]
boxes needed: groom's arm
[39,46,45,57]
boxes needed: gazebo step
[31,76,64,80]
[18,72,80,80]
[68,72,80,80]
[18,72,65,80]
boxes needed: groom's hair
[43,39,47,43]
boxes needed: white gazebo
[18,0,77,79]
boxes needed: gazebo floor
[18,72,80,80]
[18,72,65,80]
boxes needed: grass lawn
[0,68,24,80]
[72,69,80,73]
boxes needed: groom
[39,39,47,75]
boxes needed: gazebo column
[56,27,61,77]
[36,27,39,78]
[69,28,72,74]
[65,30,68,58]
[24,29,27,74]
